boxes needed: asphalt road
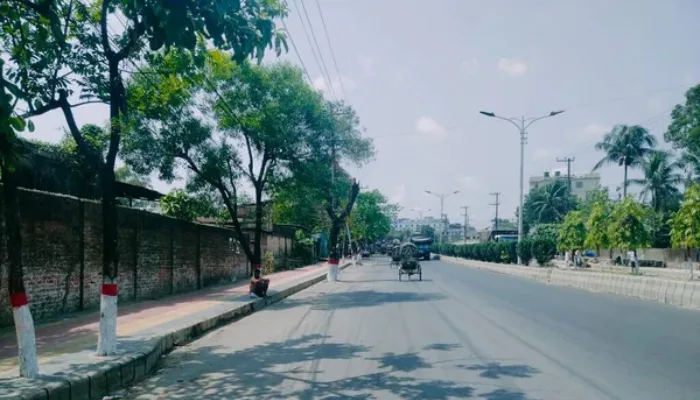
[124,258,700,400]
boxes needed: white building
[529,171,602,200]
[391,217,442,233]
[446,223,478,243]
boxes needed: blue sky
[26,0,700,229]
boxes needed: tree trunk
[623,164,628,198]
[252,186,263,272]
[2,164,39,378]
[97,166,119,356]
[327,220,342,281]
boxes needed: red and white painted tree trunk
[11,292,38,378]
[97,283,118,356]
[327,258,340,282]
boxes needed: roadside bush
[429,241,522,264]
[504,242,517,264]
[517,239,533,266]
[531,238,556,266]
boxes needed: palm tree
[629,150,683,212]
[593,124,657,197]
[527,181,576,224]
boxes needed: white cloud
[578,123,610,141]
[461,58,479,75]
[415,116,446,137]
[358,55,375,77]
[390,184,406,204]
[312,75,357,97]
[533,148,560,160]
[497,58,528,77]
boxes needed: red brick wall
[0,188,249,327]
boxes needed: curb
[442,256,700,311]
[7,262,352,400]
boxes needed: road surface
[124,258,700,400]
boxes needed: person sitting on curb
[249,268,270,298]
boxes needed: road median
[442,256,700,311]
[0,261,353,400]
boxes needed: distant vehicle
[480,229,518,243]
[361,249,370,258]
[493,234,518,243]
[410,236,433,261]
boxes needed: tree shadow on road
[123,334,476,400]
[478,388,531,400]
[423,343,462,352]
[271,290,446,311]
[367,352,432,373]
[458,362,541,379]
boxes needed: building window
[575,181,583,189]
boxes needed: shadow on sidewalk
[0,266,326,362]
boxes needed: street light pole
[480,110,565,265]
[425,190,460,252]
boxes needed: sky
[24,0,700,230]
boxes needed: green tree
[585,201,611,255]
[531,238,557,266]
[8,0,286,356]
[285,100,374,262]
[670,184,700,258]
[629,150,683,212]
[522,181,578,231]
[665,84,700,176]
[529,223,560,242]
[124,54,361,273]
[607,196,652,251]
[419,225,437,242]
[580,187,611,218]
[270,176,329,232]
[517,239,534,266]
[593,124,657,197]
[349,190,392,245]
[159,189,223,223]
[557,211,587,252]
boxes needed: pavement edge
[8,262,352,400]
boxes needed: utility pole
[490,192,501,231]
[556,157,575,192]
[480,109,564,265]
[461,206,469,242]
[425,190,460,253]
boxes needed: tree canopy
[557,211,586,251]
[607,196,652,250]
[584,200,611,252]
[670,183,700,250]
[593,124,657,197]
[665,84,700,177]
[349,190,393,244]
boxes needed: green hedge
[433,238,556,266]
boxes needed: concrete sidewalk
[0,260,353,399]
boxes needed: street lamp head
[453,190,460,194]
[424,190,432,195]
[549,110,565,116]
[479,111,495,117]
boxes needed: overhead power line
[291,0,336,100]
[314,0,347,101]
